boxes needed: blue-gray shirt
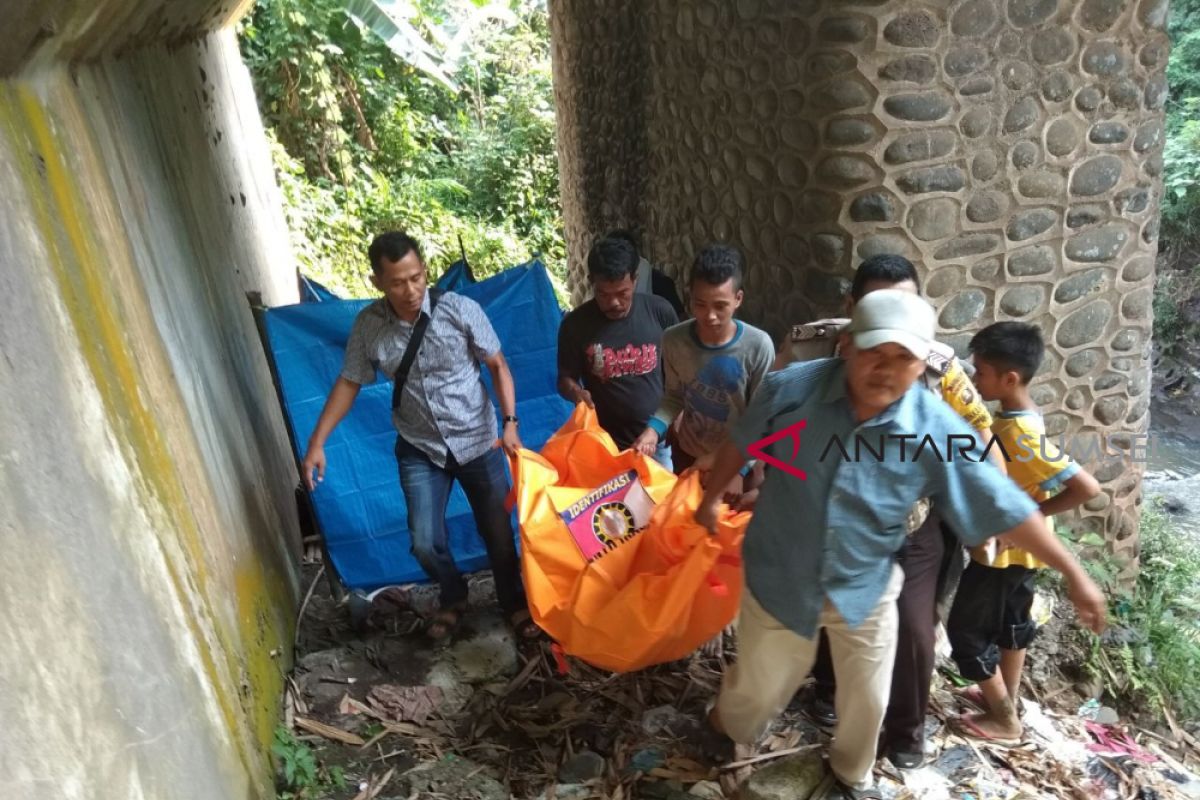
[341,291,501,468]
[730,358,1038,637]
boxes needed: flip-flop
[952,714,1021,747]
[956,685,989,711]
[427,606,464,641]
[509,608,544,641]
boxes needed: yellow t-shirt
[972,411,1080,569]
[939,359,992,432]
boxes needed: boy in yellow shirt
[948,322,1101,743]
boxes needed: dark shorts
[947,561,1039,681]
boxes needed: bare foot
[955,710,1022,744]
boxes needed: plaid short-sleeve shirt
[341,291,501,467]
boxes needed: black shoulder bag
[391,289,444,412]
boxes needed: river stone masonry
[550,0,1169,564]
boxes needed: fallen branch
[350,766,394,800]
[718,743,821,771]
[295,716,365,746]
[503,653,543,696]
[383,720,447,740]
[294,564,325,647]
[1161,701,1200,754]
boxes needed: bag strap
[392,289,444,411]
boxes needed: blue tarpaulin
[434,259,475,292]
[299,275,341,303]
[265,260,571,590]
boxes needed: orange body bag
[509,405,748,672]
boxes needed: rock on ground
[401,754,509,800]
[739,752,826,800]
[557,750,605,783]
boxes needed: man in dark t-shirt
[608,228,686,318]
[557,236,679,466]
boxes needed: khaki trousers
[715,566,903,790]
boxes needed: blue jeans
[395,437,526,614]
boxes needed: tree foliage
[1152,0,1200,351]
[1161,0,1200,246]
[239,0,564,297]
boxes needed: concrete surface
[0,11,301,800]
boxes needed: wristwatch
[503,415,519,426]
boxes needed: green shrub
[272,726,346,799]
[1084,504,1200,722]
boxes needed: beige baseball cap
[846,288,937,359]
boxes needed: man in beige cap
[694,290,1106,799]
[778,254,999,769]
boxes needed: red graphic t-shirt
[585,342,660,381]
[557,294,678,448]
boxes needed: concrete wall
[550,0,1170,565]
[0,14,301,800]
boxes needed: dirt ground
[277,559,1200,800]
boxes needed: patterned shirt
[341,291,501,468]
[731,359,1037,637]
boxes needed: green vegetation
[1156,0,1200,353]
[238,0,564,298]
[1080,504,1200,723]
[1163,1,1200,243]
[272,726,347,798]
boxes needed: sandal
[951,714,1021,747]
[509,608,543,641]
[956,685,989,711]
[803,692,838,729]
[427,606,464,641]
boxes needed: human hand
[720,474,744,502]
[575,387,594,408]
[1067,573,1107,634]
[632,427,659,457]
[301,444,326,491]
[501,424,523,456]
[694,499,720,536]
[743,462,766,492]
[733,488,760,512]
[692,450,717,472]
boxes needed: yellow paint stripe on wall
[0,81,285,796]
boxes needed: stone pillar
[549,0,652,299]
[550,0,1170,564]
